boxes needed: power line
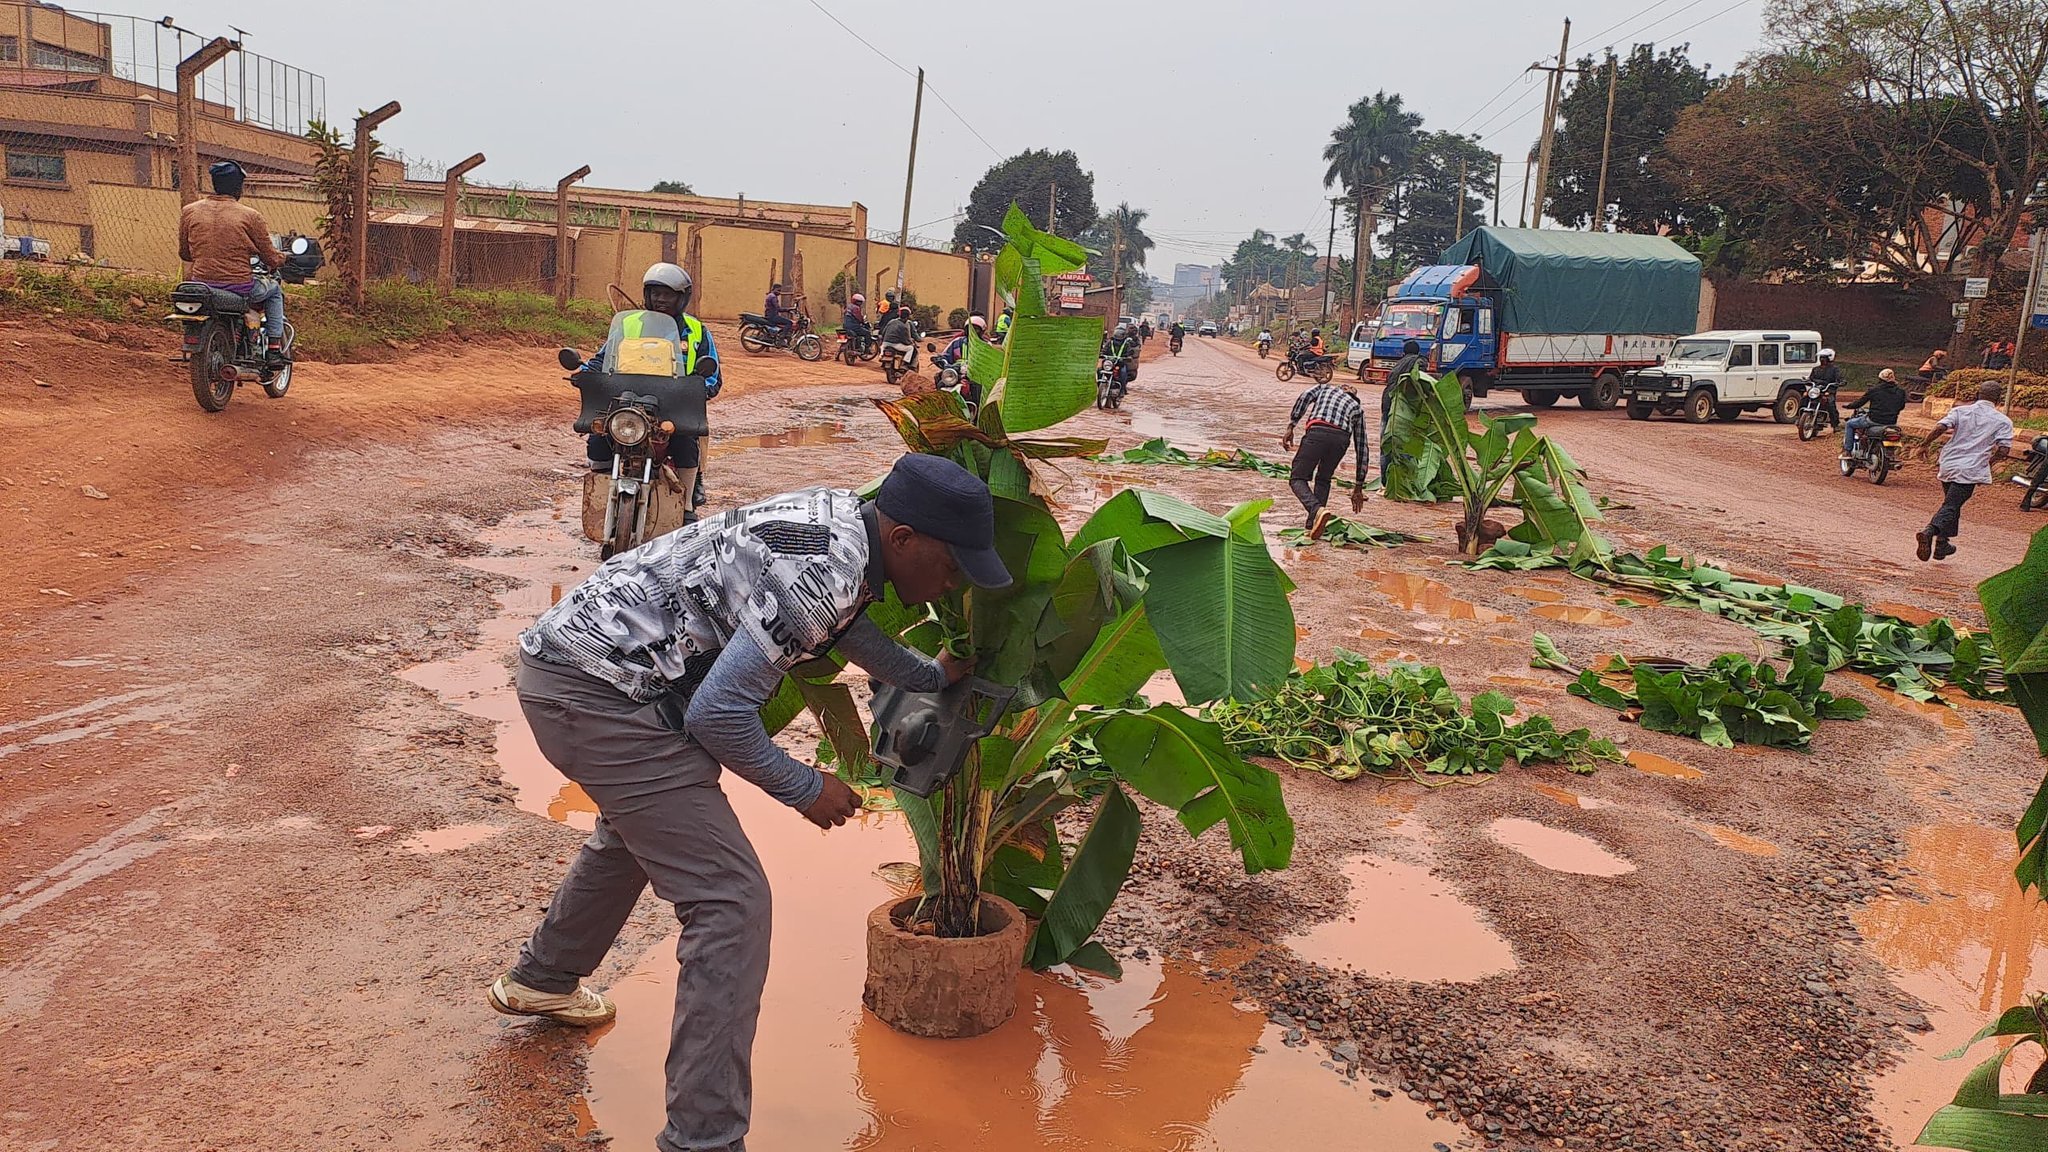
[1449,71,1537,134]
[799,0,1003,159]
[1654,0,1759,45]
[1579,0,1695,46]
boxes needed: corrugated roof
[369,209,574,237]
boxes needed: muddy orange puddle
[1697,824,1777,857]
[1285,855,1515,982]
[712,423,854,452]
[1872,601,1939,628]
[1627,750,1703,780]
[1505,586,1565,604]
[399,823,504,853]
[397,504,595,830]
[1529,603,1632,628]
[1364,570,1508,625]
[1526,781,1615,810]
[587,784,1466,1150]
[1486,818,1635,877]
[1860,823,2048,1144]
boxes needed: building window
[30,41,105,73]
[6,150,66,184]
[0,37,18,63]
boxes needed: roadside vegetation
[0,263,607,363]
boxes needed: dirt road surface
[2,321,2041,1152]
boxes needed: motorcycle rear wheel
[738,325,772,355]
[1310,362,1334,384]
[190,322,236,412]
[1872,448,1892,485]
[1274,362,1295,382]
[794,334,823,362]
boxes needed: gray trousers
[508,653,769,1152]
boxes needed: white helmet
[852,292,865,304]
[1819,347,1835,359]
[642,262,692,307]
[967,314,987,331]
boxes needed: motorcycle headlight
[607,407,651,447]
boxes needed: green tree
[1219,229,1284,299]
[1323,91,1423,322]
[953,150,1099,252]
[1077,201,1156,299]
[1547,44,1714,232]
[1387,132,1497,269]
[650,180,694,195]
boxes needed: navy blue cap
[876,454,1012,590]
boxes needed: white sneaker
[488,974,616,1026]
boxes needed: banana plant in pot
[766,207,1299,1038]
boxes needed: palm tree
[1079,202,1155,312]
[1323,91,1422,322]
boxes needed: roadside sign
[1955,318,1967,333]
[1963,277,1990,299]
[1952,302,1970,318]
[1053,271,1089,312]
[2032,249,2048,329]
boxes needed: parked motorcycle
[2015,434,2048,511]
[170,236,323,412]
[1794,380,1839,442]
[737,312,822,361]
[1257,337,1272,359]
[558,346,712,559]
[1274,353,1335,385]
[1095,355,1125,410]
[1838,422,1902,485]
[836,328,881,366]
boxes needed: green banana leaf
[1062,605,1168,707]
[997,314,1106,434]
[1090,704,1295,872]
[1025,783,1141,971]
[1916,1044,2048,1150]
[1141,511,1297,705]
[966,325,1006,387]
[1000,203,1090,274]
[1979,525,2048,754]
[1070,487,1232,555]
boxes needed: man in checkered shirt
[1281,376,1370,537]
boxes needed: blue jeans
[1843,412,1874,453]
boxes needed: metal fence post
[555,166,591,311]
[438,152,485,296]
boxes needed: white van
[1345,319,1380,372]
[1621,329,1825,423]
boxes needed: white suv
[1621,329,1826,424]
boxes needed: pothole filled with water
[1486,817,1635,877]
[1284,854,1517,982]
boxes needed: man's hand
[1281,432,1295,451]
[801,774,862,829]
[1350,488,1366,513]
[937,649,975,685]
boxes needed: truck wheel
[1461,377,1474,412]
[1578,372,1622,410]
[1683,387,1716,424]
[1527,391,1560,408]
[1626,398,1654,420]
[1772,387,1802,424]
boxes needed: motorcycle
[1274,352,1335,385]
[170,236,323,412]
[926,342,980,421]
[1794,380,1839,441]
[558,345,712,559]
[2015,434,2048,511]
[836,328,881,365]
[1257,337,1272,359]
[1838,421,1902,485]
[737,311,822,361]
[1169,333,1184,356]
[1095,355,1125,410]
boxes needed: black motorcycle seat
[174,281,252,313]
[738,312,773,327]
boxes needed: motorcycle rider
[1102,323,1139,394]
[1842,368,1908,458]
[938,315,987,407]
[760,283,793,340]
[880,307,918,371]
[1806,347,1844,432]
[584,264,721,517]
[1257,327,1273,355]
[841,292,873,354]
[177,160,290,369]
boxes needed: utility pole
[1454,156,1469,241]
[175,35,236,206]
[1047,181,1057,234]
[1110,210,1123,322]
[1593,52,1619,231]
[349,100,401,309]
[1493,152,1503,225]
[894,67,925,296]
[1519,148,1536,228]
[1322,198,1338,326]
[2007,229,2047,408]
[1531,17,1572,229]
[553,163,590,312]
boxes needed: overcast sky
[158,0,1767,273]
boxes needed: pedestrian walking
[1281,376,1369,537]
[1915,381,2013,562]
[489,454,1011,1152]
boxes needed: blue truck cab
[1364,265,1498,398]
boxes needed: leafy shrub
[1534,638,1866,750]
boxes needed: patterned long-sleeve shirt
[1288,382,1370,480]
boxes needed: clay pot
[862,894,1028,1038]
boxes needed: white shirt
[1934,400,2014,485]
